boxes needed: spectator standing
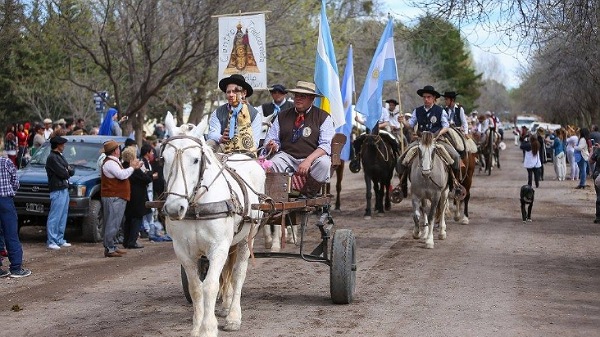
[566,131,579,180]
[140,144,157,237]
[589,124,600,144]
[4,125,17,166]
[590,142,600,223]
[45,136,75,250]
[121,147,150,249]
[574,128,591,189]
[43,118,53,140]
[72,118,87,135]
[521,134,542,188]
[153,123,166,140]
[0,156,31,278]
[550,128,567,181]
[31,125,45,155]
[99,108,124,136]
[16,123,28,168]
[536,128,548,181]
[100,140,142,257]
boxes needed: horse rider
[257,84,294,148]
[396,85,463,199]
[263,81,334,198]
[442,91,468,136]
[386,99,405,142]
[207,74,262,155]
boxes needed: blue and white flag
[355,18,398,130]
[314,0,345,128]
[337,45,355,161]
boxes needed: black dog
[520,185,535,222]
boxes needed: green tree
[408,15,482,112]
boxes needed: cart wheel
[181,256,209,303]
[330,229,356,304]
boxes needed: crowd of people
[516,123,600,223]
[3,73,600,271]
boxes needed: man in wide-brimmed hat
[441,91,468,135]
[263,80,334,198]
[207,74,261,153]
[258,84,294,147]
[396,85,462,199]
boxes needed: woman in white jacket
[574,128,591,189]
[521,134,542,188]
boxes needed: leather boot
[299,175,324,198]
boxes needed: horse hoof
[426,242,434,249]
[453,215,461,222]
[223,321,241,331]
[364,215,372,220]
[461,217,469,225]
[376,211,385,217]
[215,308,229,317]
[264,241,272,250]
[385,205,391,211]
[439,233,447,240]
[391,188,403,203]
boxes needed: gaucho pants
[102,197,127,253]
[270,151,331,183]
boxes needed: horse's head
[161,112,210,220]
[418,131,436,176]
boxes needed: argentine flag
[355,18,398,130]
[314,0,345,128]
[337,45,355,161]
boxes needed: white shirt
[102,155,134,180]
[44,128,53,140]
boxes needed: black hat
[268,84,287,94]
[416,85,440,98]
[50,136,67,145]
[218,74,253,97]
[441,91,459,99]
[124,138,136,147]
[385,99,399,105]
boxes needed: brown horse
[326,161,345,210]
[450,151,476,224]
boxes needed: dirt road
[2,144,600,337]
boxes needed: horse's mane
[421,131,434,146]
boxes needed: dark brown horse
[450,151,476,224]
[353,133,398,219]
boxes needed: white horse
[162,112,265,337]
[409,132,449,249]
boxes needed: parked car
[15,135,128,242]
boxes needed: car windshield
[28,142,102,170]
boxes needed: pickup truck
[15,135,128,242]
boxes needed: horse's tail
[219,246,238,299]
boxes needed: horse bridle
[160,135,209,203]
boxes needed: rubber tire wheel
[81,199,103,243]
[181,256,210,303]
[330,229,356,304]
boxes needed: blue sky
[380,0,525,88]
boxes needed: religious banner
[218,13,267,90]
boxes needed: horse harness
[160,135,261,229]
